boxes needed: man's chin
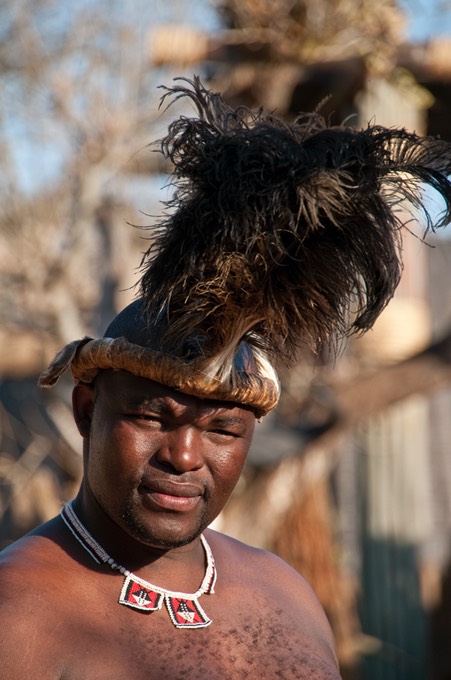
[121,504,209,550]
[140,532,203,550]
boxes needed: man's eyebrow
[208,414,249,428]
[125,397,167,412]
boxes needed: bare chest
[60,589,336,680]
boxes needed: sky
[4,0,451,198]
[400,0,451,41]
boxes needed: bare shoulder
[206,529,341,677]
[208,528,333,617]
[0,516,68,591]
[0,518,69,679]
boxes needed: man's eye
[209,429,240,439]
[127,413,162,424]
[141,414,163,423]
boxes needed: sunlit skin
[0,370,342,679]
[72,370,256,569]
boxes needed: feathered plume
[139,76,451,377]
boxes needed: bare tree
[0,0,201,376]
[0,0,209,539]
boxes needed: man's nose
[154,428,204,472]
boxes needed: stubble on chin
[121,497,211,549]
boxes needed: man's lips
[138,480,204,512]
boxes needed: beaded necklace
[60,500,216,629]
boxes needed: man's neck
[71,486,207,592]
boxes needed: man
[2,77,451,679]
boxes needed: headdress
[39,77,451,417]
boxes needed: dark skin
[0,370,341,679]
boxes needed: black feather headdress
[139,77,451,372]
[39,76,451,416]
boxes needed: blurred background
[2,1,451,677]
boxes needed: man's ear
[72,383,95,438]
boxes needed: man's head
[66,296,262,550]
[73,369,255,548]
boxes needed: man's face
[73,370,255,549]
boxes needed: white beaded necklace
[60,500,216,629]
